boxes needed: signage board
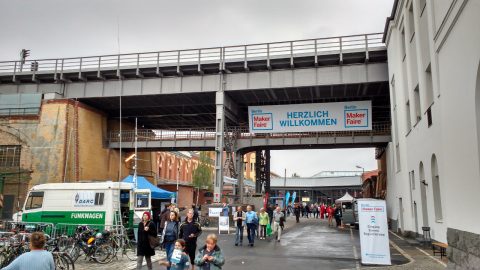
[248,100,372,133]
[74,191,95,207]
[208,208,222,217]
[218,216,229,234]
[358,199,391,265]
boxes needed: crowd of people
[138,204,224,270]
[292,203,344,227]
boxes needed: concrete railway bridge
[0,33,391,202]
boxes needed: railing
[0,107,40,116]
[0,33,384,77]
[108,122,391,144]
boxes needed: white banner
[218,216,229,233]
[74,191,95,207]
[358,199,391,265]
[208,208,222,217]
[248,100,372,133]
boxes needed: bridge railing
[107,122,391,144]
[0,33,383,77]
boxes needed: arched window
[431,154,443,221]
[419,162,429,226]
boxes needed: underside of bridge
[80,81,390,129]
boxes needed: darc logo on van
[71,212,103,219]
[74,191,95,207]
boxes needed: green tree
[192,152,213,205]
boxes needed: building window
[414,85,421,123]
[431,155,443,221]
[408,3,415,41]
[419,0,427,17]
[401,28,406,61]
[406,100,412,134]
[395,143,401,172]
[0,145,21,168]
[425,64,434,108]
[427,107,433,127]
[409,170,415,190]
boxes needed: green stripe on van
[23,211,106,225]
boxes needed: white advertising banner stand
[357,199,391,265]
[218,216,229,234]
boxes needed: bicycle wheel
[68,245,81,263]
[58,236,75,252]
[60,253,75,270]
[93,243,114,264]
[123,238,137,261]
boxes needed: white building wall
[384,0,480,243]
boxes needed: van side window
[95,193,104,205]
[25,191,44,210]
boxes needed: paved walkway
[75,216,447,269]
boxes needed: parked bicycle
[67,226,114,264]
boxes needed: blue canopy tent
[122,175,174,200]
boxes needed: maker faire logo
[344,105,368,128]
[251,111,273,130]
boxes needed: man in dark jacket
[334,204,343,227]
[179,208,202,269]
[266,205,274,225]
[294,204,301,223]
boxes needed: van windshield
[25,191,44,210]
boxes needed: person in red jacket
[327,205,335,227]
[320,203,326,219]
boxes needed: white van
[21,181,151,230]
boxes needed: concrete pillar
[213,74,226,203]
[236,151,244,203]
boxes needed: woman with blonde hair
[194,234,225,270]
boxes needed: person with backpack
[162,211,180,270]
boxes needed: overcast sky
[0,0,393,176]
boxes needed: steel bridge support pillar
[255,149,271,195]
[213,75,226,203]
[236,151,244,203]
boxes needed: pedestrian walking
[334,204,343,227]
[266,205,274,225]
[159,239,191,270]
[137,212,157,270]
[1,232,54,270]
[233,206,245,246]
[327,204,334,227]
[320,203,326,219]
[245,205,258,247]
[179,209,202,270]
[194,234,225,270]
[294,204,301,223]
[313,204,319,219]
[159,204,172,236]
[258,208,269,240]
[193,204,200,222]
[273,207,285,242]
[161,211,180,270]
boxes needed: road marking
[389,240,414,263]
[416,247,447,267]
[350,227,361,269]
[389,230,405,240]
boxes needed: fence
[0,33,384,77]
